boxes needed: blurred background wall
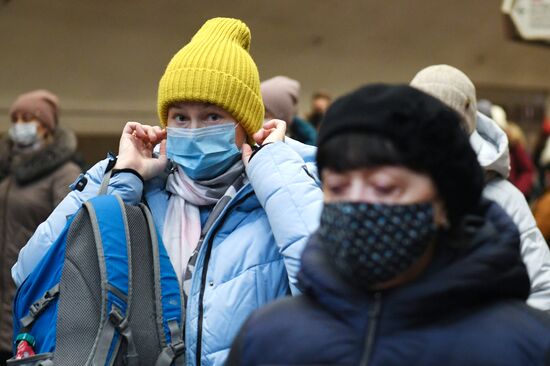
[1,0,549,165]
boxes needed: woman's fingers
[253,119,286,145]
[262,119,279,130]
[145,126,157,143]
[253,128,276,145]
[158,139,167,158]
[123,121,140,134]
[262,119,286,144]
[122,122,167,146]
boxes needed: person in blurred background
[531,118,550,200]
[12,18,322,366]
[306,90,332,130]
[490,104,536,200]
[410,64,550,311]
[228,84,550,366]
[0,90,80,364]
[261,75,317,145]
[533,137,550,243]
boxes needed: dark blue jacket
[228,200,550,366]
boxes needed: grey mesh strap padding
[20,284,60,328]
[122,203,163,365]
[155,320,185,366]
[53,207,103,366]
[141,204,170,348]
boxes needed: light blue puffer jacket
[12,139,323,366]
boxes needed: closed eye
[326,184,348,196]
[373,184,399,197]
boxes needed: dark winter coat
[228,200,550,366]
[288,117,317,146]
[0,128,81,352]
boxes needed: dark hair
[317,134,406,176]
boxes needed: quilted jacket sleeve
[246,141,323,294]
[484,179,550,310]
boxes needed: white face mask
[9,123,38,147]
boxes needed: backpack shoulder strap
[87,195,138,366]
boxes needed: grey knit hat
[260,76,300,124]
[410,65,477,134]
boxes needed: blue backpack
[10,193,185,366]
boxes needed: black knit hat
[317,83,484,226]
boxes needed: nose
[187,118,208,129]
[188,119,200,129]
[347,178,370,202]
[14,117,25,124]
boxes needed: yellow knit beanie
[158,17,264,139]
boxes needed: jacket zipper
[0,178,12,333]
[195,191,253,366]
[359,292,382,366]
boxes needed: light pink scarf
[163,168,218,284]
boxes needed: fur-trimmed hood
[0,127,77,184]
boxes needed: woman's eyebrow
[202,103,224,112]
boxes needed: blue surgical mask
[166,123,241,181]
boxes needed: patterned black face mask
[318,202,438,289]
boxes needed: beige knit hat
[410,65,477,134]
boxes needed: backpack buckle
[171,341,185,357]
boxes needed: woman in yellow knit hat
[13,17,322,366]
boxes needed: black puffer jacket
[228,200,550,366]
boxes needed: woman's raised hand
[113,122,168,180]
[242,119,286,168]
